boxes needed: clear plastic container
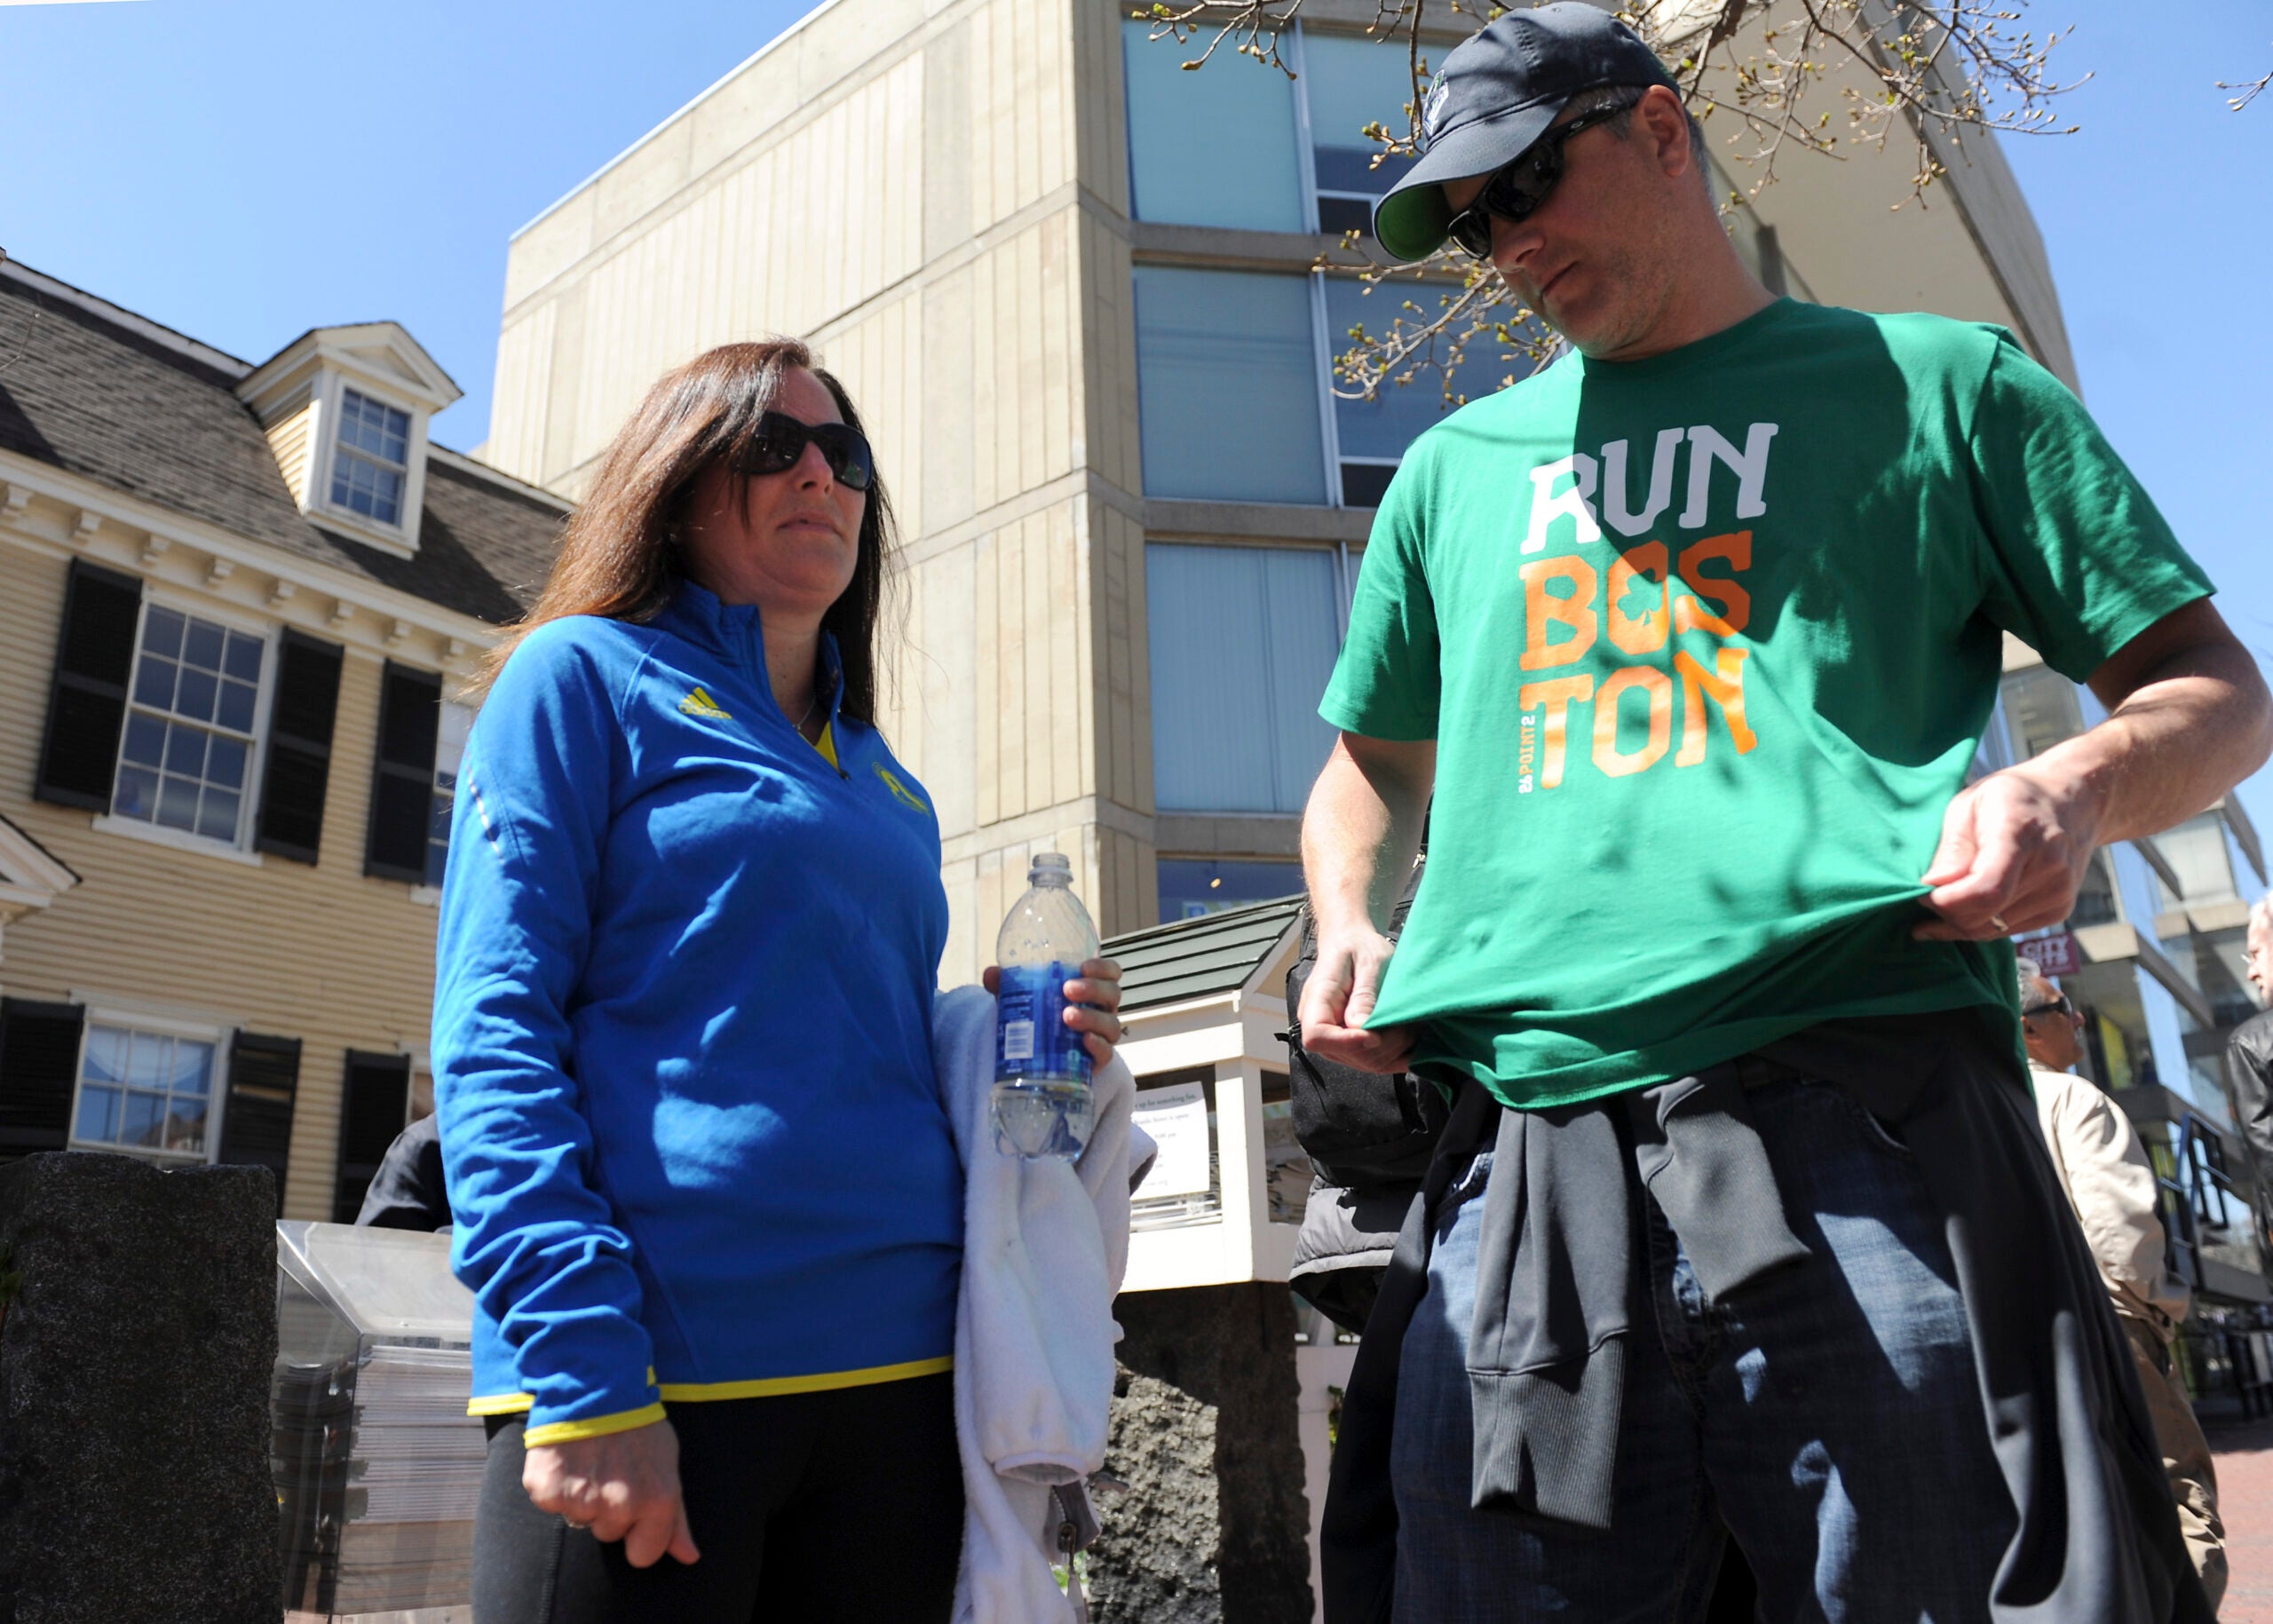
[992,852,1101,1160]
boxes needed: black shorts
[473,1372,962,1624]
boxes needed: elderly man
[2019,959,2224,1609]
[1297,4,2273,1620]
[2227,896,2273,1181]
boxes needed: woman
[432,340,1124,1622]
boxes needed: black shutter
[334,1051,410,1223]
[36,561,141,811]
[365,663,441,883]
[0,998,84,1161]
[255,630,345,864]
[217,1033,301,1216]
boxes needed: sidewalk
[2209,1413,2273,1621]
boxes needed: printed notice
[1131,1080,1211,1199]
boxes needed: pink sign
[2022,930,2081,978]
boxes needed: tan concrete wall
[0,538,451,1222]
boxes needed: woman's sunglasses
[1445,100,1635,261]
[734,411,875,492]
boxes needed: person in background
[2224,895,2273,1185]
[2019,958,2226,1610]
[356,1109,452,1232]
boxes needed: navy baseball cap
[1374,3,1679,263]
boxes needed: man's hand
[522,1419,701,1569]
[1915,764,2098,941]
[1299,924,1417,1073]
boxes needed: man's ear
[1637,84,1695,180]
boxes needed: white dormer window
[331,390,412,526]
[236,322,463,558]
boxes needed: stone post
[1090,1283,1314,1624]
[0,1152,279,1623]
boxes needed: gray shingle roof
[0,266,562,623]
[1105,895,1305,1013]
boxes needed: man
[2019,960,2225,1609]
[2226,894,2273,1178]
[1297,5,2272,1620]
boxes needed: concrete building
[0,258,557,1221]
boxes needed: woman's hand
[983,957,1127,1068]
[522,1419,701,1569]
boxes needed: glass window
[112,605,265,844]
[426,699,474,887]
[1322,274,1461,507]
[1135,267,1328,504]
[1122,20,1306,231]
[331,388,411,526]
[2150,813,2242,912]
[1302,31,1422,237]
[1148,543,1342,812]
[1158,857,1305,921]
[73,1022,215,1160]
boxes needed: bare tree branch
[1136,0,2084,407]
[2220,59,2271,112]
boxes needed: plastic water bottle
[992,852,1101,1160]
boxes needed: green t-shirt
[1319,298,2213,1110]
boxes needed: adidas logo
[677,686,732,720]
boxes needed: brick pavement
[2208,1414,2273,1621]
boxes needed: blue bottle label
[994,962,1093,1085]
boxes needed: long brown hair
[479,339,897,721]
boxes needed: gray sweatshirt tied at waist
[1320,1012,2209,1624]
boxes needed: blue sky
[2,0,2269,861]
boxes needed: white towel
[935,986,1151,1624]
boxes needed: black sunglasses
[734,411,875,492]
[2024,992,2076,1018]
[1445,100,1636,260]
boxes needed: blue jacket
[432,583,962,1446]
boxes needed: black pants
[473,1373,963,1623]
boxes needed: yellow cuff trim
[467,1392,535,1417]
[657,1354,952,1403]
[522,1402,669,1447]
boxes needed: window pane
[166,1097,207,1153]
[122,712,166,768]
[1123,20,1304,230]
[197,788,241,843]
[157,774,200,831]
[183,619,225,672]
[122,1089,165,1148]
[162,724,208,778]
[172,1040,214,1097]
[1147,543,1342,812]
[114,765,158,820]
[134,654,178,710]
[223,632,263,684]
[83,1026,128,1087]
[206,734,247,790]
[1135,267,1327,504]
[143,606,184,660]
[175,667,218,724]
[1302,32,1422,201]
[1323,274,1462,462]
[216,679,257,734]
[129,1032,167,1086]
[76,1084,120,1144]
[1159,857,1305,921]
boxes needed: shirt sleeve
[1320,455,1443,741]
[1967,333,2214,682]
[2045,1075,2181,1320]
[432,624,665,1446]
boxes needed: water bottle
[992,852,1101,1160]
